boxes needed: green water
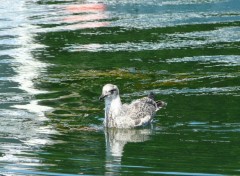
[1,0,240,175]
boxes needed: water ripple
[65,26,240,52]
[167,55,240,66]
[125,86,240,97]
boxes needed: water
[0,0,240,175]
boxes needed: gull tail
[148,92,167,110]
[156,100,167,109]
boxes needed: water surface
[0,0,240,175]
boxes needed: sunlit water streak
[0,0,52,114]
[65,26,240,52]
[0,0,58,174]
[167,55,240,66]
[27,2,110,32]
[104,0,240,28]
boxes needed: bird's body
[99,84,166,128]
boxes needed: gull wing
[126,97,158,126]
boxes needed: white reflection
[3,3,53,114]
[124,86,240,98]
[167,55,240,66]
[65,26,240,52]
[0,0,57,173]
[13,100,52,118]
[105,127,153,175]
[30,2,109,32]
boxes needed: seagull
[99,84,166,128]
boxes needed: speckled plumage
[99,84,166,128]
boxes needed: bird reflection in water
[105,127,153,175]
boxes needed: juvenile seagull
[99,84,166,128]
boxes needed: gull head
[99,84,119,101]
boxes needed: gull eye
[109,89,116,94]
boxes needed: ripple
[65,26,240,52]
[167,55,240,66]
[125,86,240,97]
[106,0,240,28]
[145,171,223,176]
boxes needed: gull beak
[99,94,106,101]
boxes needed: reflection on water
[105,128,153,175]
[32,2,109,32]
[66,25,240,52]
[0,0,56,174]
[103,0,240,28]
[63,3,109,30]
[167,55,240,66]
[0,0,51,114]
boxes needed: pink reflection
[64,14,108,23]
[63,3,108,29]
[66,4,106,13]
